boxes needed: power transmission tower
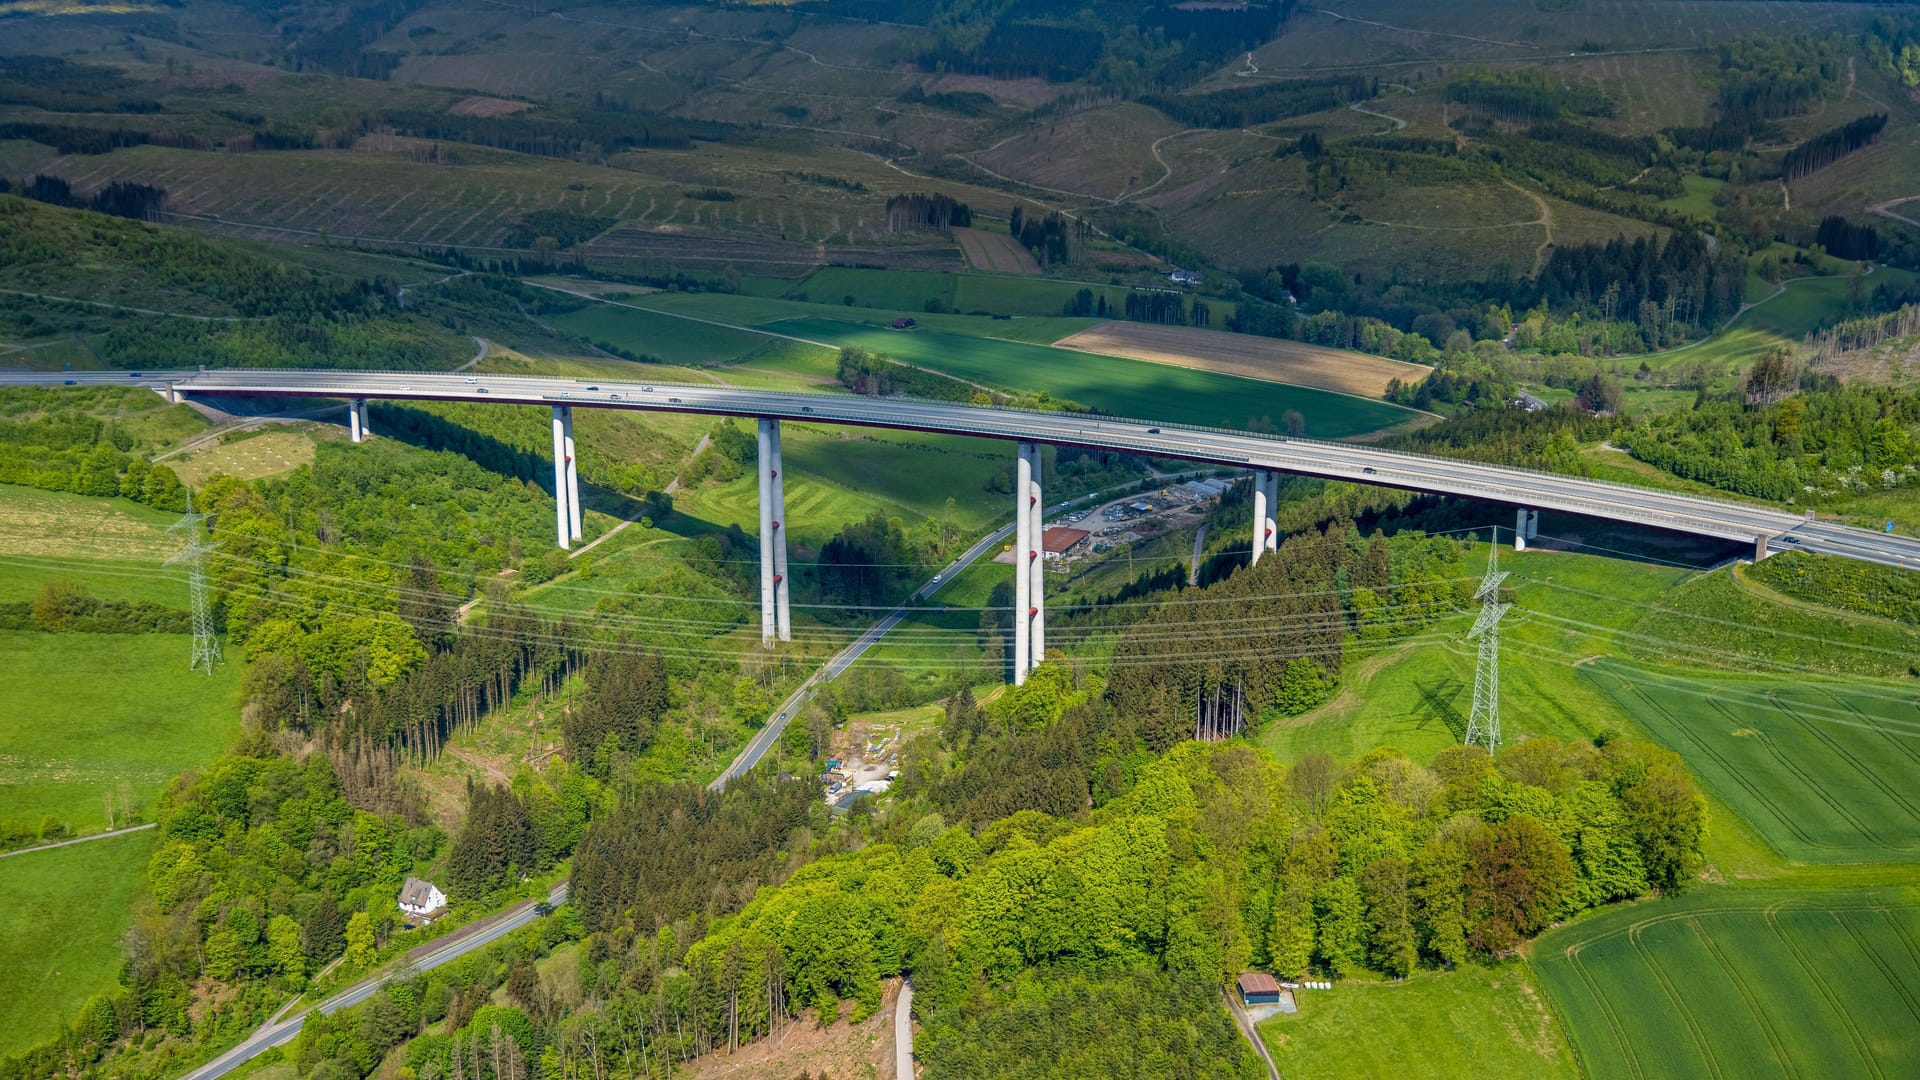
[1464,527,1511,753]
[165,493,221,675]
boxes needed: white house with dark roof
[398,876,448,921]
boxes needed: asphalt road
[11,369,1907,565]
[180,881,568,1080]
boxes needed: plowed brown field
[1052,321,1429,400]
[954,227,1041,273]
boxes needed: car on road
[586,385,598,391]
[1362,466,1377,475]
[129,372,142,378]
[668,397,682,403]
[802,406,813,413]
[643,385,653,392]
[63,379,75,385]
[534,901,554,916]
[931,573,943,584]
[1146,428,1160,434]
[1785,535,1800,545]
[476,387,488,393]
[465,377,477,383]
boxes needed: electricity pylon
[1464,527,1511,753]
[165,492,220,675]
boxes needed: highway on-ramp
[8,368,1910,566]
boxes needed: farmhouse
[1167,268,1203,286]
[398,876,448,922]
[1040,526,1091,561]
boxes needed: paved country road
[181,881,568,1080]
[0,822,154,859]
[895,979,915,1079]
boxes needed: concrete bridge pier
[562,406,582,543]
[1249,470,1279,566]
[771,420,790,643]
[1514,508,1534,551]
[758,419,790,644]
[1014,442,1036,684]
[349,398,368,443]
[551,406,573,550]
[1027,447,1045,668]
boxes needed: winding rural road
[0,822,154,859]
[181,882,569,1080]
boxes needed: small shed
[1237,971,1282,1006]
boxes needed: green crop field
[547,303,776,366]
[0,829,157,1057]
[1582,661,1920,864]
[1260,962,1578,1079]
[760,318,1417,437]
[1532,887,1920,1080]
[670,424,1007,550]
[0,629,243,837]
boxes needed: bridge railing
[183,367,1797,536]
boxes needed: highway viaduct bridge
[9,368,1918,686]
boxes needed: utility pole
[165,492,220,675]
[1464,527,1511,753]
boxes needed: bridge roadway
[12,368,1920,568]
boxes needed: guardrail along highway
[7,368,1919,570]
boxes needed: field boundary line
[1687,915,1796,1076]
[1626,922,1723,1080]
[1764,906,1884,1080]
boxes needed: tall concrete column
[758,419,777,645]
[551,406,571,550]
[1013,442,1033,685]
[1027,447,1045,670]
[1264,472,1281,552]
[562,407,582,542]
[1514,508,1529,551]
[1250,473,1268,567]
[349,398,365,443]
[1525,509,1540,540]
[770,420,791,643]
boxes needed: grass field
[166,426,325,486]
[761,318,1417,437]
[670,424,1008,549]
[1531,887,1920,1080]
[0,630,244,835]
[1582,661,1920,864]
[1259,962,1577,1079]
[0,829,157,1056]
[547,303,775,366]
[0,485,184,563]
